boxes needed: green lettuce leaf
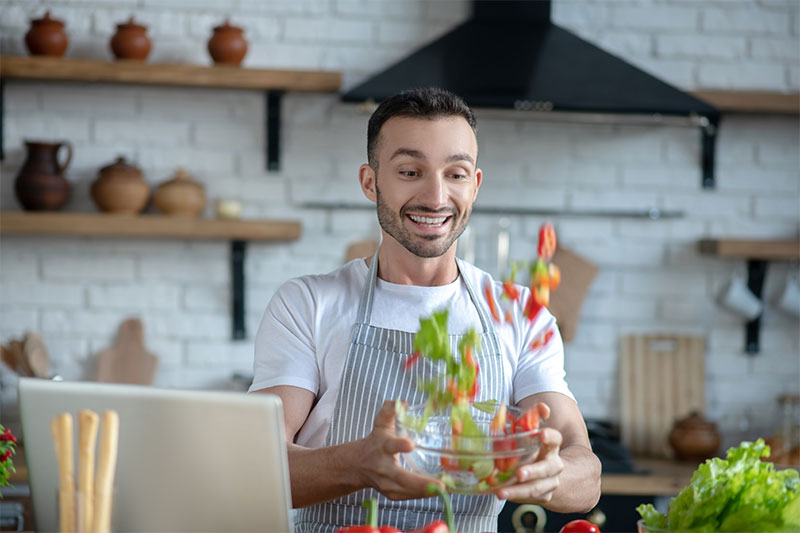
[637,439,800,532]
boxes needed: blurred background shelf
[0,54,341,91]
[0,211,301,240]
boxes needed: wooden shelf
[690,90,799,115]
[698,238,800,260]
[0,54,341,92]
[0,212,301,241]
[0,211,302,340]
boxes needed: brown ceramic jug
[668,411,721,462]
[25,11,68,57]
[207,20,248,66]
[91,157,150,214]
[110,16,151,61]
[153,168,206,217]
[15,141,72,211]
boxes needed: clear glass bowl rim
[396,402,544,455]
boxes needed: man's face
[370,116,481,258]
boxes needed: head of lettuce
[637,439,800,532]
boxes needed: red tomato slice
[492,438,519,472]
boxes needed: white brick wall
[1,0,798,448]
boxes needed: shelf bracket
[1,77,5,161]
[266,90,284,172]
[701,115,719,189]
[745,258,768,354]
[231,240,246,340]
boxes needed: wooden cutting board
[620,334,706,458]
[97,318,158,385]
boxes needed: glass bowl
[395,402,544,493]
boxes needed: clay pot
[15,141,72,211]
[668,411,721,462]
[91,157,150,214]
[25,11,68,57]
[110,16,151,61]
[207,20,247,66]
[153,168,206,217]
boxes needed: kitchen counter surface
[601,456,698,496]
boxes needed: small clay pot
[207,19,247,66]
[668,411,721,462]
[153,168,206,217]
[91,157,150,214]
[25,11,68,57]
[110,16,151,61]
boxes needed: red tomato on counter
[559,519,601,533]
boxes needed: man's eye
[449,173,467,180]
[400,171,419,177]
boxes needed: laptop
[18,378,293,532]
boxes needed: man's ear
[359,164,377,203]
[473,167,483,202]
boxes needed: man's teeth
[409,215,447,226]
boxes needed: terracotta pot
[25,11,68,57]
[110,16,151,61]
[153,168,206,217]
[15,141,72,211]
[207,20,247,66]
[91,157,150,214]
[668,411,721,462]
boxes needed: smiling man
[250,87,601,533]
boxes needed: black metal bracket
[266,90,284,172]
[231,240,246,340]
[745,259,768,354]
[701,115,719,189]
[1,77,5,161]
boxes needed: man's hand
[495,427,564,503]
[355,401,444,501]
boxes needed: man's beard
[375,183,471,259]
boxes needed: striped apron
[295,253,509,533]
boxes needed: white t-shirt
[250,258,574,449]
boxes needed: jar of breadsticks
[51,409,119,533]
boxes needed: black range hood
[342,0,720,188]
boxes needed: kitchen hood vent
[342,0,720,188]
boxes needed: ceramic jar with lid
[110,16,151,61]
[153,168,206,217]
[668,411,721,462]
[207,20,248,66]
[25,11,68,57]
[91,157,150,214]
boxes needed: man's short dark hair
[367,87,477,169]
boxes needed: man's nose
[421,175,448,208]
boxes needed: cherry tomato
[559,519,601,533]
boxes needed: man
[251,87,601,532]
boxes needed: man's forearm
[547,444,602,513]
[288,440,367,508]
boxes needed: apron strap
[354,250,380,326]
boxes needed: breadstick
[77,410,99,533]
[51,413,75,533]
[92,411,119,533]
